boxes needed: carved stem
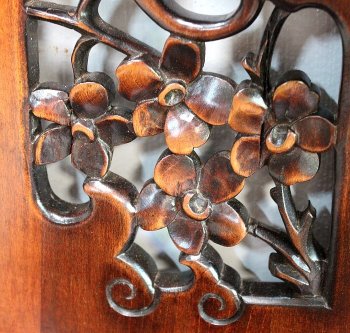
[25,1,160,60]
[249,182,323,296]
[243,7,289,95]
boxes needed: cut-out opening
[37,21,80,84]
[174,0,241,16]
[203,2,275,80]
[110,136,167,191]
[99,0,168,52]
[271,7,342,104]
[134,228,190,273]
[46,156,89,204]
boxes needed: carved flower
[230,71,336,185]
[30,73,135,177]
[116,36,235,154]
[135,150,248,255]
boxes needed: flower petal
[185,74,235,125]
[95,107,135,147]
[70,82,109,119]
[160,36,204,83]
[71,135,112,177]
[208,200,248,247]
[154,150,199,197]
[199,151,245,204]
[164,104,210,155]
[168,211,207,255]
[268,148,319,185]
[116,58,163,102]
[34,124,72,165]
[30,89,71,125]
[273,80,319,122]
[292,115,336,153]
[231,136,261,177]
[132,100,167,137]
[228,85,267,135]
[136,182,178,231]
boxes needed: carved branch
[242,7,290,94]
[25,0,160,59]
[71,35,98,79]
[249,183,324,296]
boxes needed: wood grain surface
[1,0,350,332]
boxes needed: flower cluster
[30,35,336,254]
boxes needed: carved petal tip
[116,59,163,102]
[268,148,319,185]
[168,212,207,255]
[186,74,235,126]
[136,182,178,231]
[199,151,245,204]
[160,36,204,83]
[154,151,199,197]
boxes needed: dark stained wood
[1,0,350,332]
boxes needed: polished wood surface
[1,0,350,332]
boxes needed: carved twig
[25,0,160,60]
[71,36,98,79]
[249,183,323,296]
[242,7,290,94]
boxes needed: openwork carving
[26,0,338,326]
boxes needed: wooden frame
[1,0,350,332]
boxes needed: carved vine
[26,0,337,326]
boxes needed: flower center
[182,192,212,221]
[158,82,186,107]
[266,124,297,154]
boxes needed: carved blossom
[116,35,235,154]
[30,73,135,177]
[230,72,336,185]
[135,150,248,255]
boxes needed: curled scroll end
[106,244,161,317]
[135,0,263,41]
[84,172,138,217]
[180,245,244,325]
[84,172,138,252]
[106,279,161,317]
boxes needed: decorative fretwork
[26,0,337,326]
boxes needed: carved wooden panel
[1,0,348,331]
